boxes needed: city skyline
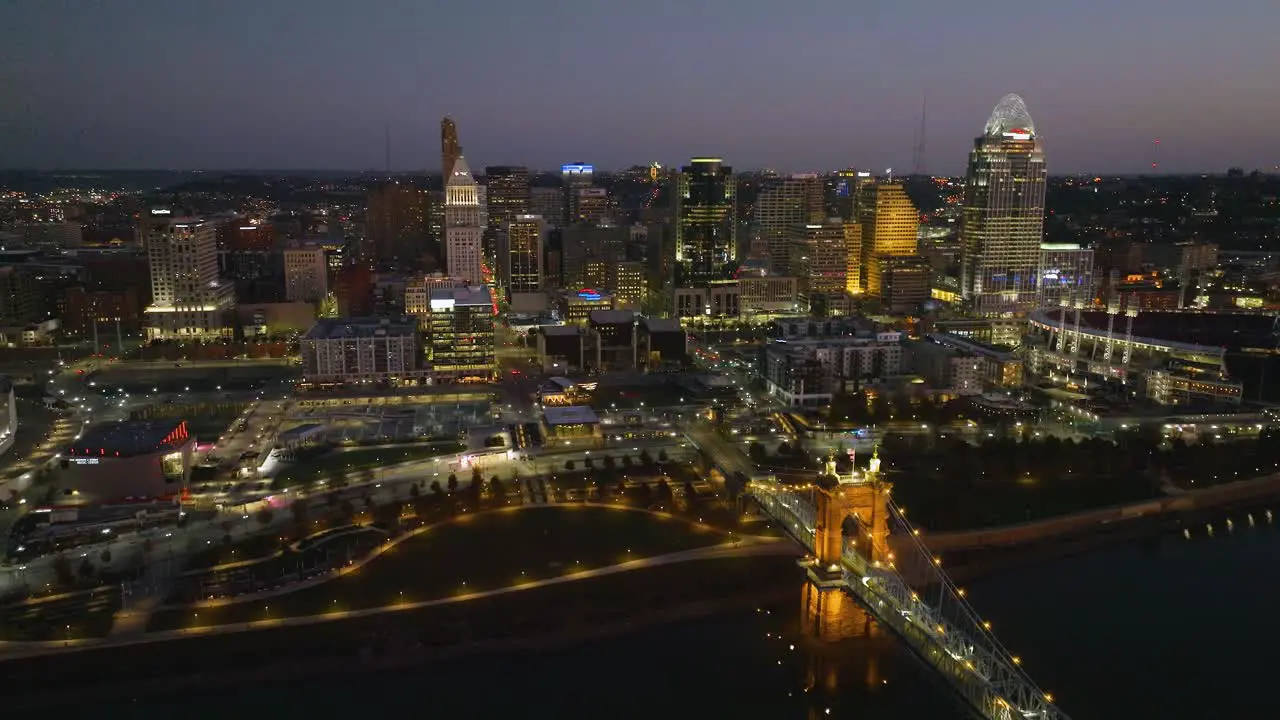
[3,0,1279,174]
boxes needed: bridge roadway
[686,424,757,478]
[752,484,1069,720]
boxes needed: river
[87,510,1279,719]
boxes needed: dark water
[95,513,1280,719]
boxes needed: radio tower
[1151,138,1160,172]
[911,93,928,176]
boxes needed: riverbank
[925,472,1280,579]
[4,554,797,711]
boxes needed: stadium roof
[68,419,190,457]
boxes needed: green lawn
[271,442,464,488]
[147,506,726,631]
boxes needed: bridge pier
[800,577,876,642]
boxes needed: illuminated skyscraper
[501,214,545,294]
[675,157,736,285]
[485,166,530,235]
[856,182,919,295]
[561,163,594,224]
[959,94,1048,317]
[756,174,824,272]
[140,210,234,340]
[441,117,461,180]
[445,154,484,285]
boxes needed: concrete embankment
[920,473,1280,581]
[924,472,1280,553]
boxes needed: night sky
[3,0,1277,174]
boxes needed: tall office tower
[561,163,594,224]
[757,174,825,272]
[856,182,919,295]
[570,188,611,225]
[831,169,873,220]
[958,94,1048,317]
[530,187,563,229]
[562,225,628,288]
[140,210,235,340]
[500,214,546,294]
[675,157,736,285]
[843,222,863,296]
[485,166,531,236]
[283,245,329,303]
[441,116,461,180]
[788,220,850,310]
[444,154,484,285]
[365,182,430,268]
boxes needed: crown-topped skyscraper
[958,94,1048,317]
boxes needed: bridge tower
[801,447,893,642]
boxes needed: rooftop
[588,309,636,325]
[68,419,190,457]
[543,405,600,426]
[541,324,582,336]
[642,317,682,333]
[429,286,493,308]
[304,317,418,340]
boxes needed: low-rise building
[57,419,195,505]
[764,331,903,407]
[639,317,686,371]
[301,316,420,385]
[923,333,1023,389]
[905,338,983,395]
[538,325,586,374]
[587,309,637,373]
[541,405,602,444]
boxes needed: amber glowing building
[856,182,919,297]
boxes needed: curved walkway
[0,507,794,661]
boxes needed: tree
[748,441,767,464]
[658,449,669,464]
[52,554,74,587]
[471,466,483,486]
[489,476,505,500]
[78,557,95,580]
[682,481,699,511]
[655,479,674,506]
[339,499,356,521]
[621,454,633,470]
[409,483,421,499]
[584,456,595,470]
[447,474,459,494]
[634,482,654,508]
[639,449,654,468]
[256,507,275,526]
[565,460,576,472]
[430,480,444,498]
[603,455,617,473]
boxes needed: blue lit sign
[577,289,602,301]
[561,164,593,174]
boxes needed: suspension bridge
[690,427,1071,720]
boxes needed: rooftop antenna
[384,124,391,176]
[1151,138,1160,172]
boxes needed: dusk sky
[3,0,1277,174]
